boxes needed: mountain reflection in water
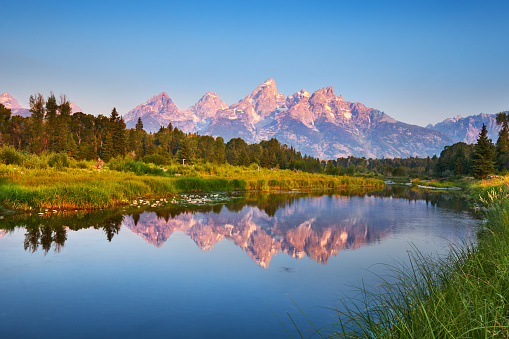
[1,187,474,268]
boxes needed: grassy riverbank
[0,154,383,211]
[312,177,509,338]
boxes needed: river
[0,187,480,338]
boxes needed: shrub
[22,153,48,169]
[142,154,167,166]
[109,157,167,176]
[0,146,24,165]
[48,153,71,169]
[76,160,89,169]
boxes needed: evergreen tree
[325,160,336,175]
[102,108,126,160]
[237,149,249,166]
[135,117,144,132]
[45,93,58,152]
[113,116,127,157]
[101,108,118,161]
[10,115,28,150]
[495,112,509,171]
[471,124,496,178]
[213,137,225,164]
[28,93,45,154]
[57,95,72,153]
[177,138,193,164]
[0,104,11,146]
[94,115,109,159]
[197,135,215,162]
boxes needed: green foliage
[496,112,509,171]
[76,160,89,169]
[435,142,472,177]
[471,124,496,179]
[142,154,167,166]
[48,153,71,169]
[0,147,383,211]
[0,146,24,165]
[28,93,45,154]
[108,157,167,176]
[0,104,12,147]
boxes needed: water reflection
[1,212,124,255]
[0,187,475,265]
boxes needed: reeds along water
[306,181,509,338]
[0,147,383,210]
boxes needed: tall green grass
[0,148,384,210]
[302,179,509,338]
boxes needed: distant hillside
[427,112,507,144]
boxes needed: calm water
[0,187,479,338]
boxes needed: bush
[109,156,167,176]
[22,153,49,169]
[48,153,71,169]
[142,154,167,166]
[0,146,24,165]
[76,160,89,169]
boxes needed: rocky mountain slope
[0,92,31,117]
[427,113,505,144]
[123,91,228,132]
[124,79,454,158]
[4,86,505,159]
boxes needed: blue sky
[1,0,508,126]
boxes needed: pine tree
[28,93,45,154]
[213,137,225,164]
[177,138,193,164]
[113,116,127,157]
[495,112,509,171]
[237,149,249,166]
[56,95,72,153]
[0,104,11,146]
[102,108,118,161]
[471,124,496,178]
[45,93,58,152]
[325,160,336,175]
[135,117,144,132]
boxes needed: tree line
[323,117,508,179]
[0,93,505,178]
[0,93,322,172]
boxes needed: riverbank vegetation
[293,177,508,338]
[0,146,383,211]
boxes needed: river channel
[0,186,480,338]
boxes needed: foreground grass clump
[309,178,509,338]
[0,165,178,210]
[0,151,383,211]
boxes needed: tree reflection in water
[10,212,125,254]
[1,187,475,259]
[22,225,67,254]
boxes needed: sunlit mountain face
[122,79,452,158]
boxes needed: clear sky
[1,0,508,126]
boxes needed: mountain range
[426,113,503,145]
[2,82,506,159]
[123,79,453,158]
